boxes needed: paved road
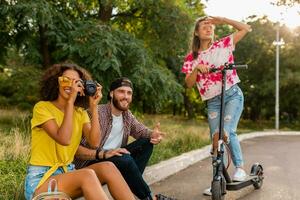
[150,135,300,200]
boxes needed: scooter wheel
[211,180,225,200]
[250,163,264,189]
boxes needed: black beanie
[107,77,133,100]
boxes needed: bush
[0,65,42,110]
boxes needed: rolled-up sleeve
[128,112,151,139]
[181,53,194,74]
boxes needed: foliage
[115,0,196,59]
[1,0,300,120]
[275,0,300,6]
[0,0,74,65]
[236,16,300,121]
[58,20,184,111]
[279,27,300,121]
[0,64,42,110]
[1,0,200,112]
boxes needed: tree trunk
[183,90,195,119]
[250,106,260,121]
[172,104,177,116]
[38,25,51,68]
[98,0,113,22]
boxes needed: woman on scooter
[181,16,252,195]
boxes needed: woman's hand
[69,79,84,103]
[195,64,210,74]
[206,16,225,25]
[89,83,103,108]
[208,16,252,45]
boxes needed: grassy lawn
[0,108,299,199]
[138,114,210,165]
[0,109,31,200]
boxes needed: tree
[60,21,183,111]
[275,0,300,5]
[236,16,300,121]
[0,1,75,67]
[278,26,300,121]
[1,0,204,113]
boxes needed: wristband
[103,150,108,160]
[95,148,101,160]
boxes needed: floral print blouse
[182,34,240,101]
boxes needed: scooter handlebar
[210,63,248,72]
[227,63,248,69]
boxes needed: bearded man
[74,77,170,200]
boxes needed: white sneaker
[232,168,247,182]
[202,187,212,196]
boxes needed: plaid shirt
[73,103,151,169]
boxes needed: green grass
[0,109,299,199]
[0,110,30,200]
[137,114,210,165]
[238,119,300,132]
[0,159,27,200]
[0,109,31,134]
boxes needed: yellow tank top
[29,101,90,189]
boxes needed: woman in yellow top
[24,62,135,200]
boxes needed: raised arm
[41,79,82,146]
[208,16,252,45]
[82,84,102,149]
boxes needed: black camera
[83,80,97,96]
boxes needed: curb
[143,131,300,185]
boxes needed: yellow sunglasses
[58,76,72,87]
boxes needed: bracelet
[95,148,101,160]
[103,150,108,159]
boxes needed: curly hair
[40,62,92,109]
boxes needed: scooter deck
[226,175,258,190]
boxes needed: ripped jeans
[207,84,244,167]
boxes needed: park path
[150,134,300,200]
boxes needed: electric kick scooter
[210,63,264,200]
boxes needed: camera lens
[84,80,97,96]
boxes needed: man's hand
[104,148,130,159]
[150,122,165,145]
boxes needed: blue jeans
[207,84,244,167]
[24,163,75,200]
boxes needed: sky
[203,0,300,28]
